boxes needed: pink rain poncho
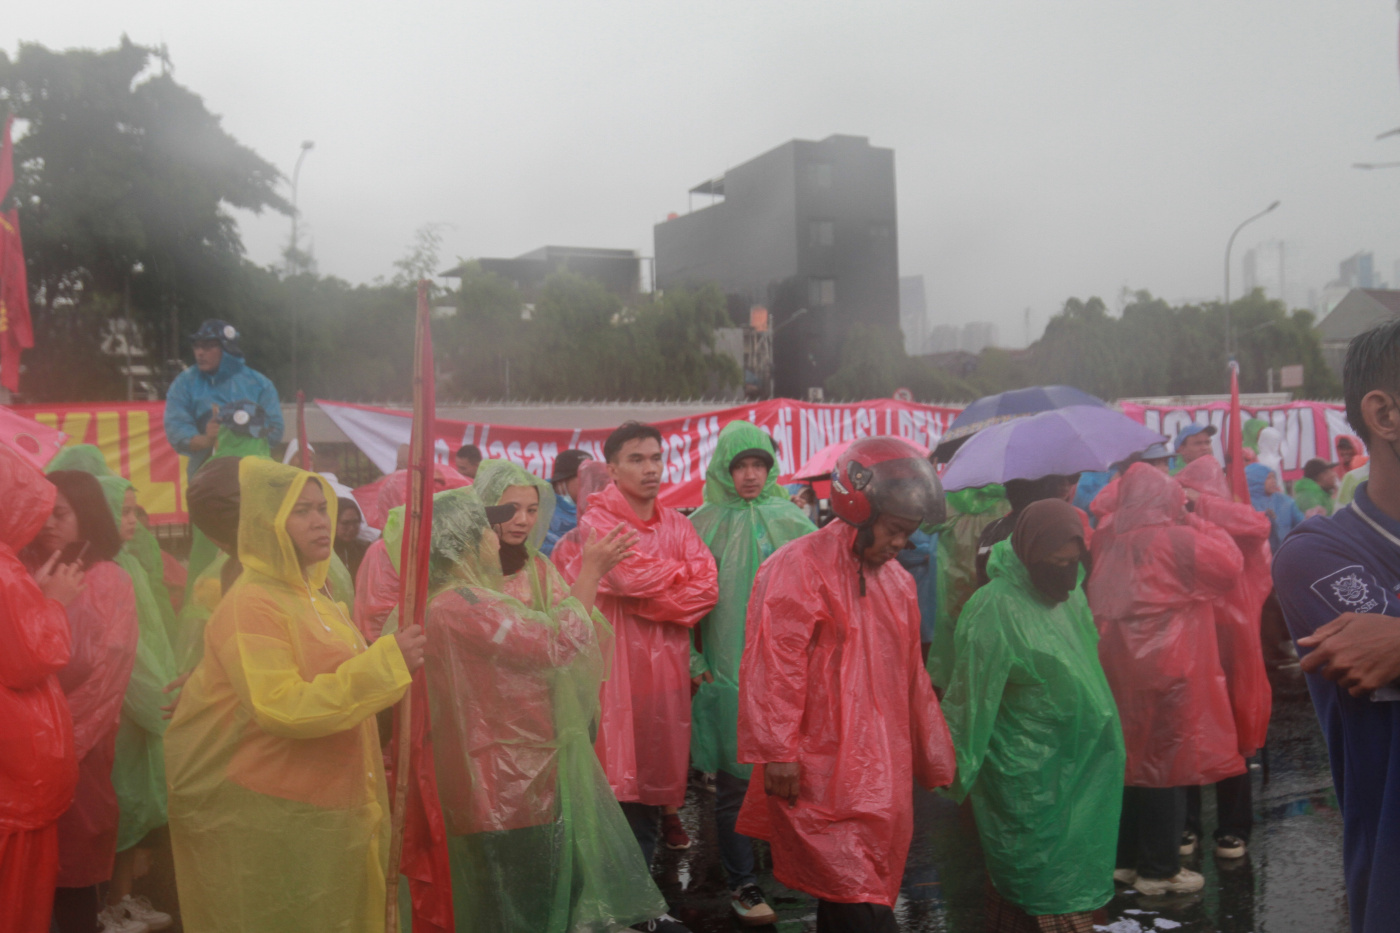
[54,559,139,887]
[736,519,956,906]
[1175,456,1273,758]
[1087,462,1246,787]
[0,448,77,933]
[555,480,718,807]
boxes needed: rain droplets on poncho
[419,481,668,931]
[687,421,813,780]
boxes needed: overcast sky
[9,2,1400,347]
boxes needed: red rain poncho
[54,560,138,887]
[353,469,423,642]
[736,520,956,906]
[556,481,718,806]
[0,448,76,933]
[1087,463,1246,787]
[1175,457,1273,758]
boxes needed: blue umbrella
[935,385,1108,461]
[940,405,1165,491]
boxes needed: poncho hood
[703,421,787,508]
[237,458,337,591]
[0,444,56,551]
[473,459,557,552]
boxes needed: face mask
[1028,561,1078,604]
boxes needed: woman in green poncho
[98,475,180,929]
[942,499,1125,933]
[687,421,813,923]
[926,483,1009,691]
[423,467,670,932]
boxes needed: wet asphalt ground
[129,663,1347,933]
[652,663,1349,933]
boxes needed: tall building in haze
[654,135,899,398]
[900,275,928,356]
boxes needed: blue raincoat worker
[163,320,283,480]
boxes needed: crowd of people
[1,316,1397,933]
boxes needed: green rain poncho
[99,475,179,852]
[942,538,1124,915]
[1292,476,1335,516]
[688,421,814,779]
[926,484,1009,690]
[414,484,668,932]
[1242,418,1268,453]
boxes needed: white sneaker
[1133,868,1205,896]
[97,905,149,933]
[120,896,173,932]
[1113,868,1138,885]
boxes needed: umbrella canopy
[0,406,67,471]
[789,437,931,482]
[934,385,1107,462]
[940,405,1164,491]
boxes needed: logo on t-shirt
[1311,565,1387,615]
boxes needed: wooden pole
[385,281,435,932]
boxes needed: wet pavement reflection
[658,665,1349,932]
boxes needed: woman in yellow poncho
[164,458,423,933]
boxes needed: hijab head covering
[46,443,113,477]
[236,458,337,590]
[188,457,244,547]
[0,444,56,552]
[1114,461,1186,533]
[1011,498,1085,603]
[1175,455,1232,501]
[44,470,123,565]
[472,460,557,553]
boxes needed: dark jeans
[52,885,101,933]
[816,900,898,933]
[621,801,660,868]
[1186,771,1254,843]
[715,770,757,890]
[1116,786,1185,880]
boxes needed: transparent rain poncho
[1086,463,1247,787]
[416,485,667,931]
[164,458,412,933]
[943,538,1124,916]
[687,421,814,780]
[927,484,1009,690]
[98,476,178,853]
[547,461,613,575]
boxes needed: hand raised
[581,523,638,577]
[35,550,85,607]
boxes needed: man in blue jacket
[1273,318,1400,933]
[163,320,283,479]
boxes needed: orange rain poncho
[555,481,718,807]
[736,520,956,906]
[0,447,77,933]
[1087,462,1246,787]
[1175,456,1273,758]
[165,459,412,933]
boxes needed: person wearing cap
[1171,423,1217,472]
[542,449,593,557]
[688,422,814,927]
[1294,458,1340,517]
[736,437,955,933]
[163,319,283,480]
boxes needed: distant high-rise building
[926,325,961,355]
[960,322,999,355]
[1339,252,1376,290]
[654,134,899,397]
[1243,241,1286,301]
[899,275,927,356]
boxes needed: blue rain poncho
[163,352,283,479]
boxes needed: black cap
[1303,458,1337,481]
[485,502,519,525]
[190,319,244,358]
[550,449,593,483]
[728,447,775,472]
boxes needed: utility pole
[288,140,314,392]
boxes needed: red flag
[1226,360,1249,504]
[0,209,33,393]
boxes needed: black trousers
[816,900,898,933]
[1186,771,1254,842]
[1116,786,1185,880]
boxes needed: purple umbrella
[940,405,1165,491]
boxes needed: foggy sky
[9,1,1400,347]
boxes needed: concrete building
[960,322,999,355]
[654,134,899,397]
[441,246,641,299]
[1316,288,1400,377]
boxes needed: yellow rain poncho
[687,421,814,779]
[98,476,178,853]
[165,458,412,933]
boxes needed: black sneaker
[632,913,692,933]
[731,884,777,927]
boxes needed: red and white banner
[1121,400,1351,481]
[318,398,963,509]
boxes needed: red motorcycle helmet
[830,437,945,528]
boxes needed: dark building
[654,135,899,398]
[441,245,641,299]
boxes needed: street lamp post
[289,140,314,392]
[1224,200,1280,355]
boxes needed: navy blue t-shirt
[1273,482,1400,933]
